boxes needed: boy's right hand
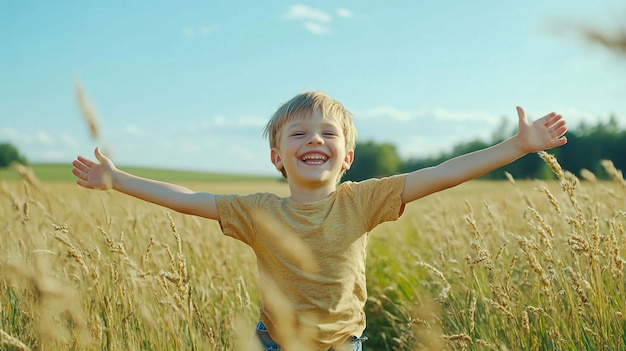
[72,147,219,220]
[72,147,115,190]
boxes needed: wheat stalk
[74,81,100,140]
[0,328,31,351]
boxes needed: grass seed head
[74,81,101,140]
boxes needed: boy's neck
[287,182,338,203]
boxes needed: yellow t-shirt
[215,175,405,350]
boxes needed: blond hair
[263,91,357,178]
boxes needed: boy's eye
[323,131,338,137]
[290,132,305,137]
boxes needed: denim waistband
[255,321,367,351]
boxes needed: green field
[1,158,625,350]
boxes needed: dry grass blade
[504,171,516,184]
[539,186,562,214]
[74,80,101,140]
[12,163,40,187]
[601,160,626,189]
[416,261,451,302]
[0,327,32,351]
[579,168,597,182]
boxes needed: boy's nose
[307,133,323,145]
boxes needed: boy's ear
[270,148,283,171]
[342,150,355,171]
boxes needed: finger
[516,106,526,121]
[77,155,96,167]
[94,147,109,164]
[551,135,568,147]
[72,168,87,181]
[550,124,568,139]
[73,159,89,172]
[76,179,93,189]
[537,112,559,127]
[548,120,566,134]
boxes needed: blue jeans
[256,321,367,351]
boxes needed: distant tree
[558,116,626,179]
[344,141,401,181]
[0,143,27,168]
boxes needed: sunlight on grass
[1,156,625,350]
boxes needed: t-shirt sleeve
[214,193,259,246]
[347,174,406,231]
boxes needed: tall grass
[1,180,265,350]
[365,154,626,350]
[1,155,624,350]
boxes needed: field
[1,155,625,350]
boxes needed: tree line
[345,115,625,182]
[0,143,27,168]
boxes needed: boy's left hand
[516,106,567,153]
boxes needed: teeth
[303,155,326,160]
[302,153,327,162]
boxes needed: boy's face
[271,108,354,186]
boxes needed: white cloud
[284,4,331,23]
[211,115,229,127]
[1,128,80,150]
[357,106,501,124]
[284,4,342,35]
[357,106,415,121]
[59,133,79,148]
[113,131,273,175]
[0,127,19,140]
[430,108,500,123]
[36,131,55,146]
[123,124,145,136]
[40,149,69,162]
[185,115,266,131]
[303,22,331,35]
[336,8,353,19]
[283,5,355,35]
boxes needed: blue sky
[1,1,625,176]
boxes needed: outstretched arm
[401,106,567,204]
[72,147,219,220]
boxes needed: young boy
[72,91,567,351]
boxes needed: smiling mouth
[301,153,328,165]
